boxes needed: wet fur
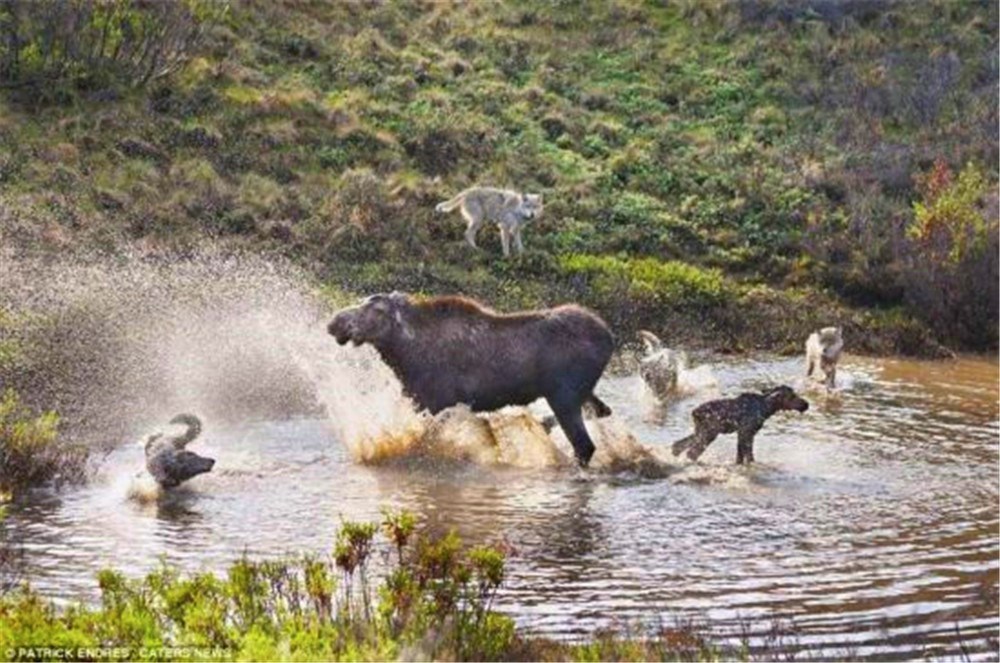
[638,330,684,402]
[328,293,613,466]
[806,327,844,388]
[145,413,215,489]
[671,386,809,464]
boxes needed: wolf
[435,187,543,257]
[805,326,844,388]
[145,414,215,489]
[637,330,686,403]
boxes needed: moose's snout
[327,314,351,346]
[795,398,810,413]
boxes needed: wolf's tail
[168,413,202,448]
[671,434,695,457]
[435,190,468,213]
[638,330,663,353]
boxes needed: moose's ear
[394,309,414,338]
[365,294,392,312]
[388,291,409,306]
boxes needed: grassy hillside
[1,0,997,355]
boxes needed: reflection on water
[5,355,999,660]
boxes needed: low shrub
[0,1,227,104]
[0,389,85,495]
[559,254,730,308]
[0,510,762,661]
[0,511,517,661]
[902,161,999,349]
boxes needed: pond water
[5,354,998,660]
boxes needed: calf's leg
[736,429,756,464]
[672,433,695,457]
[684,426,718,461]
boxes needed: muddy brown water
[5,354,998,660]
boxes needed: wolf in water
[805,326,844,388]
[435,187,543,257]
[637,330,686,403]
[145,414,215,489]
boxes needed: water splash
[298,338,425,463]
[2,249,327,446]
[3,248,675,478]
[676,359,719,396]
[351,403,679,478]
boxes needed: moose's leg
[547,395,596,467]
[736,429,756,464]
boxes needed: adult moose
[327,292,614,466]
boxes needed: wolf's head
[520,193,543,220]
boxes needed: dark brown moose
[327,292,614,466]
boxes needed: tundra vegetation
[0,0,995,357]
[0,0,996,657]
[0,510,735,662]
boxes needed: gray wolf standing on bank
[805,327,844,388]
[671,386,809,464]
[145,414,215,488]
[328,292,612,466]
[435,187,543,257]
[638,330,685,403]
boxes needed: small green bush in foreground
[0,511,515,661]
[0,510,732,662]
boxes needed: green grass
[0,0,996,358]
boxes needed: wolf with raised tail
[435,187,543,257]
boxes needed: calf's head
[762,385,810,413]
[327,292,411,347]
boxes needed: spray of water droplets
[2,248,678,477]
